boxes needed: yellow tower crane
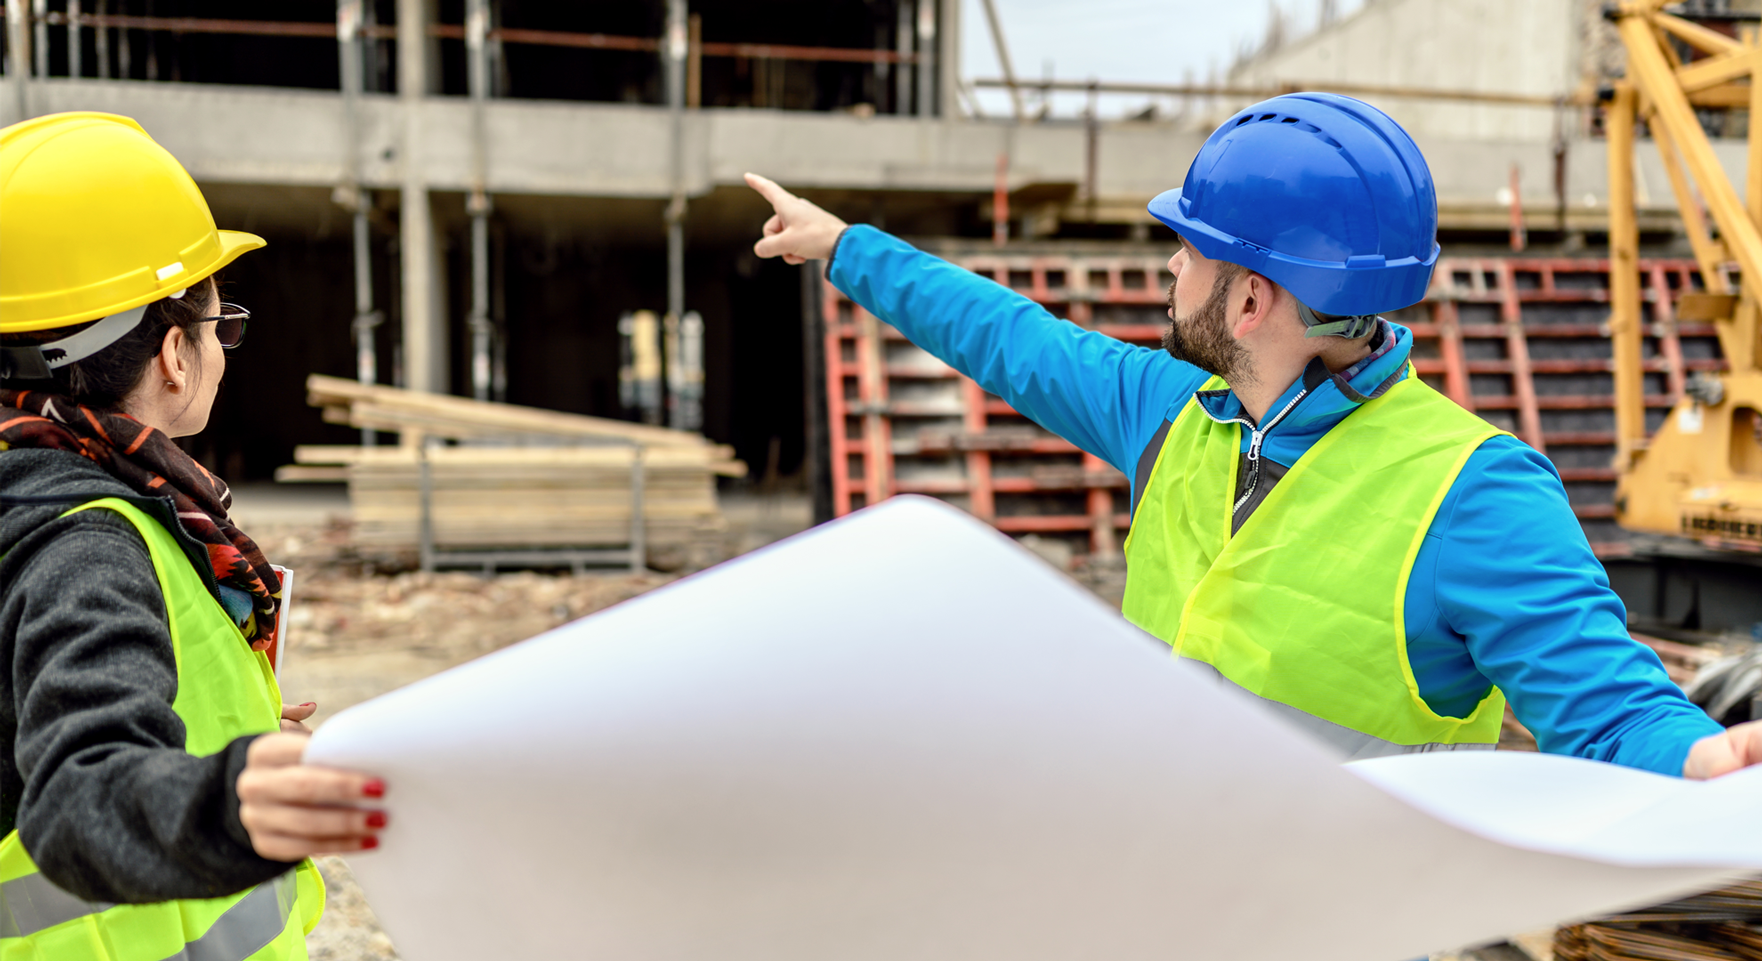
[1607,1,1762,551]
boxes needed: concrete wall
[1225,0,1580,142]
[1,78,1202,202]
[6,75,1724,230]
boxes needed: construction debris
[1554,879,1762,961]
[283,376,745,569]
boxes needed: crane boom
[1609,1,1762,552]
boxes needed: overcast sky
[958,0,1368,119]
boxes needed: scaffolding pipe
[973,76,1574,108]
[915,0,936,118]
[352,210,378,387]
[6,0,30,119]
[95,0,108,79]
[466,0,494,403]
[339,0,380,445]
[664,0,687,398]
[895,0,912,114]
[68,0,81,77]
[32,0,47,79]
[665,310,703,432]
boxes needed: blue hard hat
[1148,93,1440,316]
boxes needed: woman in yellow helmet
[0,113,384,958]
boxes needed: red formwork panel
[1395,258,1726,555]
[822,254,1726,560]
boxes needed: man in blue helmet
[744,93,1762,780]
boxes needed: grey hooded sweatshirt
[0,447,296,902]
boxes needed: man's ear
[1231,273,1276,339]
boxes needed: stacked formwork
[823,254,1727,562]
[1402,258,1725,554]
[824,254,1174,563]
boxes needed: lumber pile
[301,375,744,454]
[1555,879,1762,960]
[282,376,745,562]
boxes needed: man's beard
[1162,273,1254,387]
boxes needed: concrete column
[938,0,959,120]
[398,0,446,394]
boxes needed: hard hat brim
[1,229,265,334]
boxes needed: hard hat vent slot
[156,262,184,281]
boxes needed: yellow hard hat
[0,112,265,334]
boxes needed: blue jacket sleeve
[1425,436,1721,776]
[827,225,1205,476]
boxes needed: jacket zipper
[1224,386,1311,520]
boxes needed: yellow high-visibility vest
[1122,373,1509,758]
[0,497,323,960]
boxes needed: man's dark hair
[0,276,216,407]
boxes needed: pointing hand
[745,172,848,265]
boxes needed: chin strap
[0,305,150,381]
[1296,300,1379,340]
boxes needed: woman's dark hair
[0,276,216,407]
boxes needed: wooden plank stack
[282,376,745,564]
[1555,878,1762,960]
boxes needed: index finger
[743,172,796,207]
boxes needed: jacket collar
[1190,320,1413,457]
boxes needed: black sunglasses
[197,303,250,349]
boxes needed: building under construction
[1,1,1751,586]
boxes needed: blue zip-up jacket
[828,225,1721,777]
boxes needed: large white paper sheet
[307,496,1762,961]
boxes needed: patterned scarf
[0,389,280,651]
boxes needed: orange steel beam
[1494,260,1546,452]
[37,10,336,37]
[24,10,919,64]
[1650,120,1732,290]
[1606,81,1648,463]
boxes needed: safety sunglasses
[198,303,250,349]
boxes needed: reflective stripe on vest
[1121,372,1509,755]
[0,498,324,959]
[1,869,296,957]
[0,870,113,936]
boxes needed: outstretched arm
[745,173,1201,475]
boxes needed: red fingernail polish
[301,702,316,708]
[362,779,385,798]
[362,836,379,850]
[366,811,387,828]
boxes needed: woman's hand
[1684,720,1762,779]
[237,732,386,861]
[280,702,317,734]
